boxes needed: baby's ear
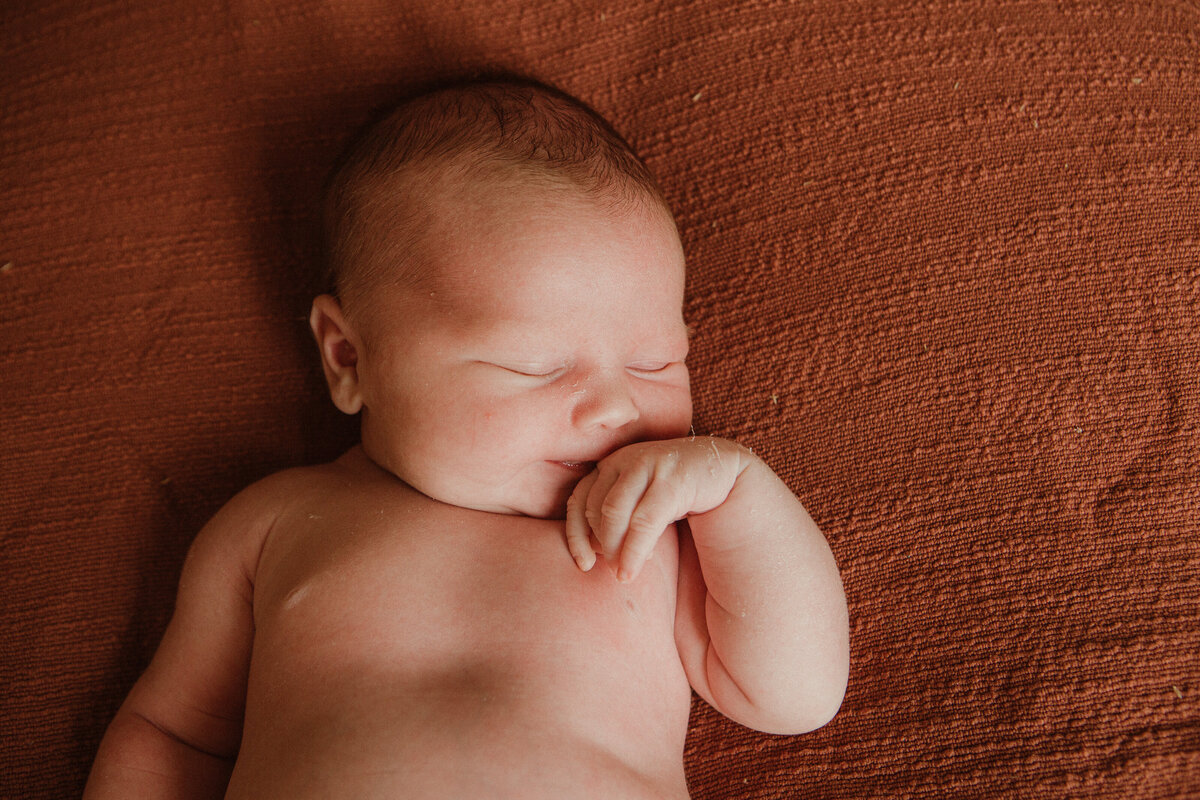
[309,294,363,415]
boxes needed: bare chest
[226,467,694,798]
[251,495,685,696]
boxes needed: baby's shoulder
[224,462,329,519]
[188,462,336,562]
[221,446,411,546]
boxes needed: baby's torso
[225,449,693,799]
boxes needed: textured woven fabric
[2,1,1198,797]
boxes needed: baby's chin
[492,488,571,520]
[408,478,571,520]
[462,473,577,520]
[374,456,569,519]
[498,485,573,520]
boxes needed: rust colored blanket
[2,1,1197,797]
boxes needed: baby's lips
[552,460,596,474]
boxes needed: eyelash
[502,366,564,378]
[494,362,676,378]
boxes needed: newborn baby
[85,77,849,799]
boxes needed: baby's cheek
[459,391,564,461]
[643,387,693,439]
[462,399,531,454]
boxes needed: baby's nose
[571,370,639,430]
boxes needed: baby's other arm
[566,437,849,735]
[83,473,288,799]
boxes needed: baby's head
[311,77,692,518]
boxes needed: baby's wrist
[696,435,757,478]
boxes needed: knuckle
[599,498,626,524]
[628,510,662,537]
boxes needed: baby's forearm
[84,704,233,800]
[685,451,849,734]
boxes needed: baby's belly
[226,508,693,799]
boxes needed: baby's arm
[84,476,283,799]
[566,437,849,735]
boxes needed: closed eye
[628,362,677,374]
[488,362,565,379]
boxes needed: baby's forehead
[344,154,683,318]
[393,165,674,258]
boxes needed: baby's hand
[565,436,749,582]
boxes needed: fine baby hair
[321,75,668,315]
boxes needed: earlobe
[309,294,364,415]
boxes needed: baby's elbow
[756,685,846,736]
[708,631,850,735]
[792,684,847,734]
[750,662,849,736]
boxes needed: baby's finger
[616,476,681,583]
[565,471,599,571]
[595,463,654,557]
[583,468,624,557]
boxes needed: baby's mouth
[551,460,596,474]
